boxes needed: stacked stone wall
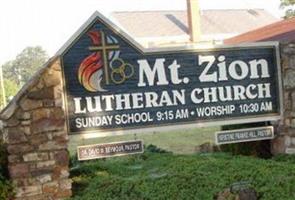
[272,43,295,154]
[1,58,71,200]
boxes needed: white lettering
[137,58,168,87]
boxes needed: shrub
[0,174,14,200]
[145,144,170,153]
[0,137,14,199]
[70,152,295,200]
[70,154,79,168]
[0,139,8,176]
[220,123,272,158]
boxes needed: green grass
[70,152,295,200]
[69,127,219,155]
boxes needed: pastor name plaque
[77,140,144,160]
[215,126,274,145]
[61,12,282,136]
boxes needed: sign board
[60,12,282,136]
[215,126,274,145]
[77,140,144,160]
[285,148,295,154]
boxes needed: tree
[2,46,48,86]
[0,79,19,109]
[280,0,295,18]
[0,46,48,109]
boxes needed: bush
[220,122,272,158]
[70,154,79,168]
[70,152,295,200]
[0,139,8,176]
[145,144,170,153]
[0,174,14,200]
[0,137,14,199]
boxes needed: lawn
[70,152,295,200]
[68,126,220,155]
[68,126,295,199]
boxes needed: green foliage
[280,0,295,18]
[220,140,272,158]
[145,144,170,153]
[70,153,295,200]
[0,143,7,174]
[220,123,272,158]
[2,46,48,86]
[3,79,19,99]
[0,46,48,108]
[272,154,295,163]
[0,140,14,200]
[0,79,19,108]
[0,174,14,200]
[70,154,79,169]
[281,0,295,7]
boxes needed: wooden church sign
[59,12,282,136]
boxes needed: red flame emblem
[78,31,106,92]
